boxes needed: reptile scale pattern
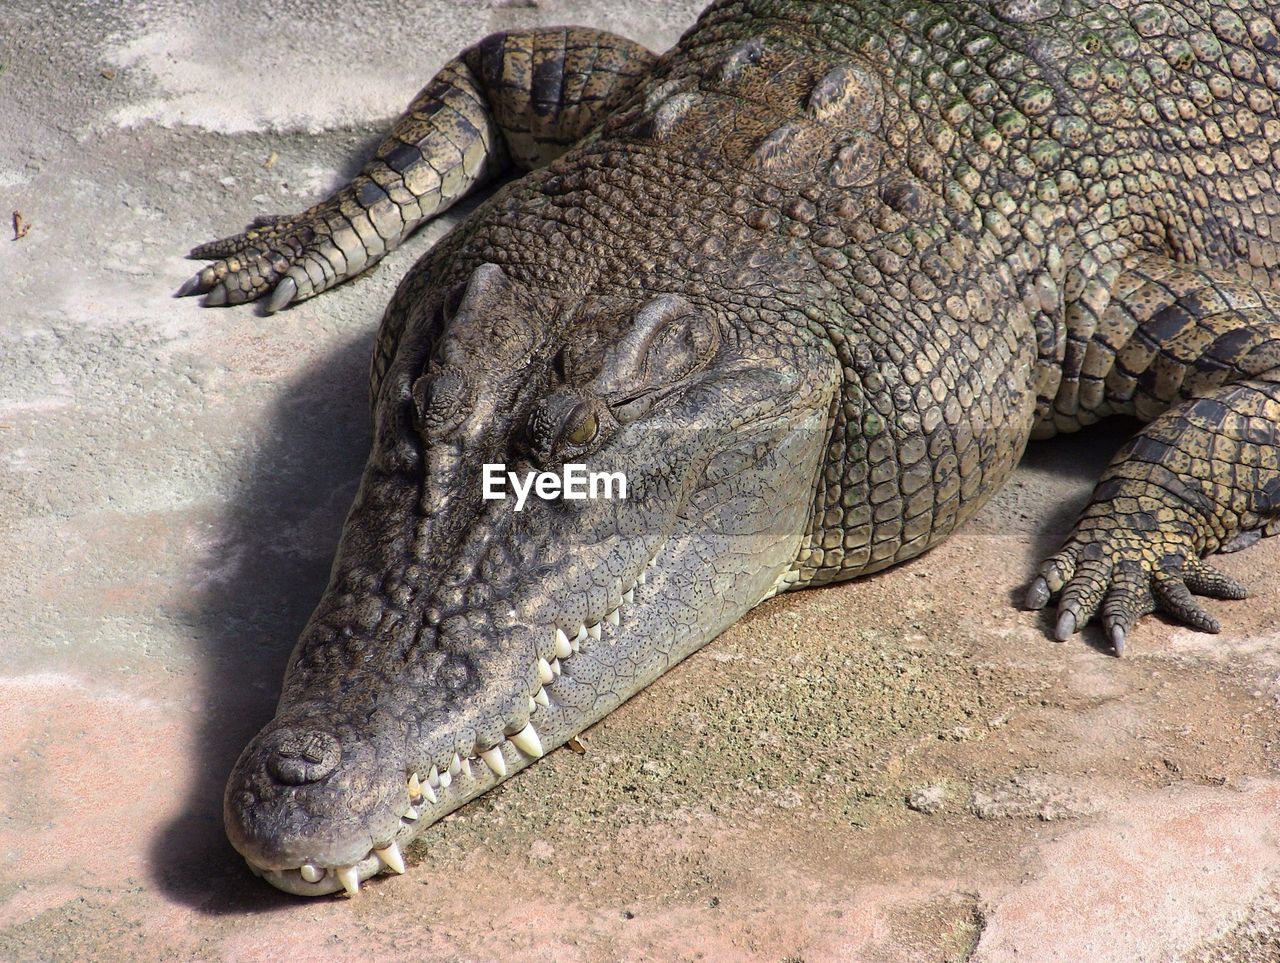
[178,0,1280,892]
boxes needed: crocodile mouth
[236,557,659,896]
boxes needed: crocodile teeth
[623,589,635,604]
[537,657,554,684]
[375,842,406,875]
[534,687,551,707]
[554,627,572,659]
[428,766,440,787]
[574,625,588,649]
[449,754,461,776]
[439,769,452,789]
[299,863,324,883]
[528,696,538,713]
[638,571,647,585]
[588,623,601,641]
[462,757,474,779]
[509,721,544,758]
[551,659,562,676]
[480,746,507,777]
[408,773,423,800]
[607,608,620,627]
[335,864,360,896]
[422,781,439,805]
[403,805,420,821]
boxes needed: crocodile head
[224,261,838,894]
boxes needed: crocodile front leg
[176,28,656,311]
[1027,255,1280,653]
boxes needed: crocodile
[178,0,1280,897]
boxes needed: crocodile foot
[175,192,393,311]
[175,212,311,311]
[1024,526,1250,657]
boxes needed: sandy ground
[2,1,1279,960]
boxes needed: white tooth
[537,658,554,684]
[607,608,620,627]
[551,658,562,676]
[588,623,601,641]
[408,773,423,799]
[449,754,461,776]
[462,757,474,779]
[529,696,538,713]
[428,766,440,787]
[554,627,572,659]
[375,842,406,875]
[534,687,551,707]
[575,624,588,643]
[509,721,544,758]
[335,864,360,896]
[480,745,507,777]
[403,805,420,821]
[623,589,634,604]
[422,782,439,805]
[439,769,452,788]
[639,571,648,585]
[299,863,324,883]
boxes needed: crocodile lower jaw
[239,561,657,896]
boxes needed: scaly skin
[178,1,1280,896]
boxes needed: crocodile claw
[174,275,203,298]
[1054,611,1076,642]
[1024,575,1051,610]
[1110,624,1126,658]
[266,276,298,314]
[204,283,228,307]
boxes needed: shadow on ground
[1018,418,1139,545]
[149,327,375,914]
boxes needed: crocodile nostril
[266,729,342,785]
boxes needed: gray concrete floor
[2,2,1279,960]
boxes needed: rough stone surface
[907,784,948,815]
[2,2,1278,960]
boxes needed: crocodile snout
[264,728,342,785]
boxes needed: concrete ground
[2,1,1279,960]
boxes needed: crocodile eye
[528,394,611,464]
[561,405,599,448]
